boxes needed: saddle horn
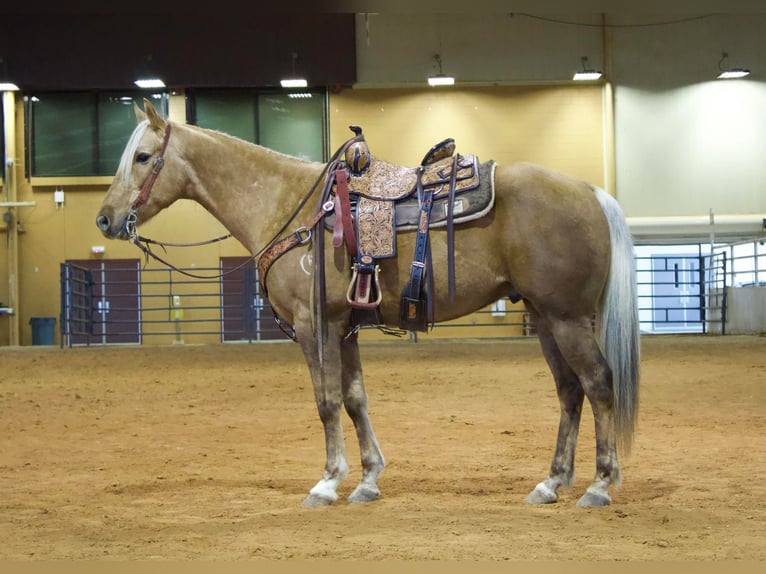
[345,126,371,174]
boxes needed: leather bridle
[125,122,173,242]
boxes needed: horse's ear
[142,98,167,131]
[133,101,147,124]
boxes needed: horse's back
[492,162,612,311]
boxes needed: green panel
[258,93,324,162]
[31,93,96,176]
[98,93,163,176]
[195,92,257,143]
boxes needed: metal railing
[635,252,727,334]
[58,244,766,345]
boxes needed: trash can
[29,317,56,346]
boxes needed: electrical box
[171,295,184,320]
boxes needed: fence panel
[59,246,760,345]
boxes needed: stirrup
[346,262,382,310]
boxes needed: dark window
[26,92,168,177]
[190,89,327,162]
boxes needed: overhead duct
[627,213,766,245]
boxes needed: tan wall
[2,85,604,346]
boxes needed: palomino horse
[96,99,639,508]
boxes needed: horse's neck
[181,126,325,254]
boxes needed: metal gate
[636,252,727,334]
[60,260,141,346]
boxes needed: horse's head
[96,98,178,239]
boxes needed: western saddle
[329,126,495,333]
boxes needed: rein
[123,119,349,280]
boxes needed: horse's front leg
[297,321,349,507]
[341,332,385,503]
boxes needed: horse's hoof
[524,483,558,505]
[302,493,335,508]
[576,488,611,507]
[348,484,380,503]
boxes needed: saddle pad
[395,160,495,231]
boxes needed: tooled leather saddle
[327,126,496,332]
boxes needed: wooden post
[3,90,19,345]
[602,13,616,197]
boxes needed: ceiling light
[717,51,750,79]
[281,52,308,89]
[427,54,455,87]
[573,56,602,81]
[718,69,750,79]
[573,71,603,81]
[0,56,19,91]
[280,78,308,88]
[287,92,313,98]
[428,74,455,86]
[134,78,166,89]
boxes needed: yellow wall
[329,85,604,183]
[2,85,604,346]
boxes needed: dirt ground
[0,334,764,561]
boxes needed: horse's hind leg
[525,315,585,505]
[545,316,621,507]
[340,332,385,503]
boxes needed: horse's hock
[1,335,764,560]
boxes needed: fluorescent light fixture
[280,78,308,88]
[573,56,602,81]
[0,82,20,91]
[281,52,308,89]
[427,74,455,86]
[572,56,603,82]
[573,71,603,81]
[717,68,750,79]
[287,92,313,99]
[134,78,166,89]
[427,54,454,86]
[717,51,750,80]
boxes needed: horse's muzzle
[96,209,128,240]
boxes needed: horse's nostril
[96,214,111,232]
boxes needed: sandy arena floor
[0,334,764,561]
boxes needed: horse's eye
[136,153,152,164]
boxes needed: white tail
[594,188,641,455]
